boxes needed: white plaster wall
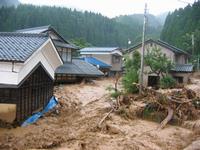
[18,40,62,83]
[0,62,22,85]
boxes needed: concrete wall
[128,42,175,62]
[171,72,192,84]
[175,54,188,64]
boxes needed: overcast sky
[19,0,195,18]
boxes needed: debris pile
[135,87,200,128]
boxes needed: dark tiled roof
[0,32,48,62]
[53,40,79,49]
[80,47,120,52]
[55,59,103,77]
[16,25,79,50]
[126,39,189,55]
[171,64,194,72]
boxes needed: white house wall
[0,62,22,85]
[18,40,62,83]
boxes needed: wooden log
[159,107,174,129]
[98,108,114,128]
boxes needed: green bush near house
[122,51,140,94]
[160,75,176,89]
[122,68,139,93]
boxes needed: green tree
[144,48,174,77]
[122,51,141,93]
[161,1,200,56]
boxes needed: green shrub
[160,75,176,89]
[110,91,122,99]
[122,68,139,93]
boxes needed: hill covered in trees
[115,14,163,43]
[161,1,200,55]
[0,0,19,7]
[0,4,162,47]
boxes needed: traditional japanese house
[125,39,193,87]
[17,26,103,83]
[0,32,63,123]
[80,47,123,76]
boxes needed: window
[59,48,72,63]
[112,55,120,63]
[173,76,183,83]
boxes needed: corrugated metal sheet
[16,25,50,33]
[80,47,119,52]
[171,64,194,72]
[81,57,111,68]
[55,59,104,76]
[0,32,48,62]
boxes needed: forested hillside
[161,1,200,55]
[0,0,19,7]
[0,4,162,47]
[115,14,163,42]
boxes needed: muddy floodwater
[0,77,200,150]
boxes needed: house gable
[126,39,190,65]
[0,33,63,87]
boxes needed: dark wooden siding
[0,65,53,123]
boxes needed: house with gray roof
[17,26,103,83]
[80,47,123,76]
[0,32,63,123]
[125,39,193,87]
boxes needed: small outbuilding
[0,32,63,123]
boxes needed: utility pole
[192,33,194,56]
[139,3,147,94]
[191,33,199,71]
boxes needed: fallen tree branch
[159,107,174,129]
[98,108,114,128]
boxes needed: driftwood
[98,95,123,128]
[136,83,200,128]
[98,108,114,128]
[159,107,174,129]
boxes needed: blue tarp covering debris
[21,96,58,127]
[81,57,111,69]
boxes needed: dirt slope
[0,78,199,150]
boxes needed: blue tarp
[81,57,111,69]
[21,96,58,127]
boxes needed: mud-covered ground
[0,77,200,150]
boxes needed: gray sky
[19,0,195,18]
